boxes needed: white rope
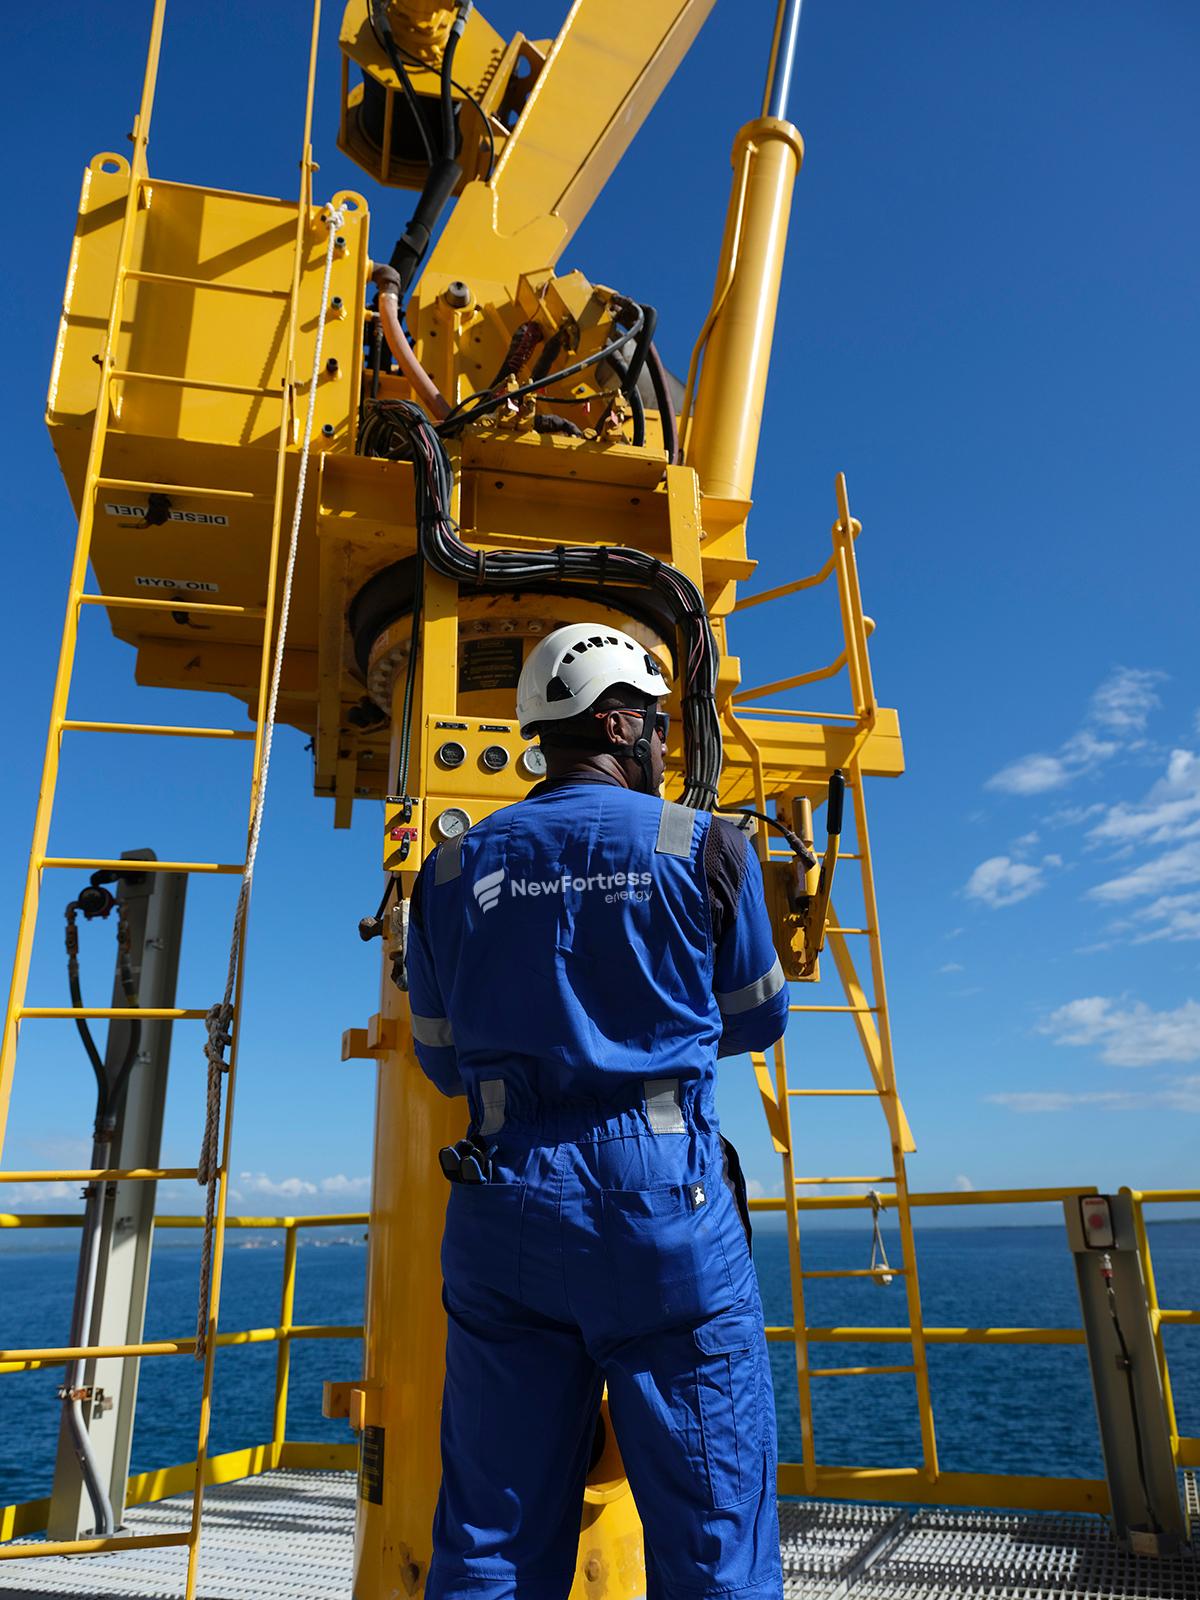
[195,205,346,1360]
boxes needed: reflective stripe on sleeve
[715,955,786,1016]
[411,1012,455,1047]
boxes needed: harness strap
[435,833,465,883]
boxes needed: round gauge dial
[518,746,547,779]
[434,807,472,840]
[436,740,466,769]
[481,744,510,772]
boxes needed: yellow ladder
[734,477,939,1498]
[0,3,328,1593]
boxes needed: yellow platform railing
[0,1209,366,1545]
[749,1183,1200,1512]
[3,1188,1196,1542]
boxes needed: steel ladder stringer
[0,0,328,1587]
[764,767,938,1499]
[736,475,938,1501]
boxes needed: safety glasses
[594,708,670,742]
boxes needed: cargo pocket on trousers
[694,1308,763,1508]
[601,1183,731,1331]
[442,1180,526,1305]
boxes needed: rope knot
[204,1002,234,1071]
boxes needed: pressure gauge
[481,744,510,772]
[434,807,471,840]
[436,740,466,769]
[518,746,547,779]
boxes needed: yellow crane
[1,2,1196,1597]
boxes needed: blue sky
[1,1,1197,1230]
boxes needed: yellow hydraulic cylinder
[688,116,804,505]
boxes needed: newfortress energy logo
[472,866,653,913]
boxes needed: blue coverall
[406,773,790,1600]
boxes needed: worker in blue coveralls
[406,621,790,1600]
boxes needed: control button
[434,807,471,840]
[518,746,547,779]
[436,740,466,769]
[481,744,510,773]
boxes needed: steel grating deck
[3,1471,1199,1599]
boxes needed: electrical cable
[645,339,679,464]
[369,400,722,809]
[1102,1253,1163,1534]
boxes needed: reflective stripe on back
[479,1079,506,1135]
[644,1077,685,1134]
[655,801,696,858]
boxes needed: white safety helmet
[517,623,668,739]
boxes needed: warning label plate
[134,576,220,593]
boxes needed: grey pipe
[763,0,804,123]
[62,1130,116,1537]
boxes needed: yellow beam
[777,1465,1110,1516]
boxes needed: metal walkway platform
[3,1471,1200,1599]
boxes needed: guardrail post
[272,1224,299,1468]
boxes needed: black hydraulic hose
[604,346,646,447]
[439,3,468,161]
[623,301,656,396]
[645,340,679,464]
[371,0,435,166]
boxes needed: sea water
[1,1222,1197,1508]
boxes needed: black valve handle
[826,770,846,838]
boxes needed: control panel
[383,714,547,873]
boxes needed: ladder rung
[18,1007,209,1020]
[95,476,264,501]
[789,1089,880,1097]
[801,1267,907,1280]
[0,1167,198,1184]
[795,1176,890,1185]
[837,853,864,861]
[80,592,267,618]
[121,268,291,301]
[826,927,870,935]
[810,1364,916,1379]
[789,1004,879,1014]
[40,856,244,875]
[109,367,283,399]
[61,720,255,741]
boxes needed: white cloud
[987,1090,1145,1113]
[1041,996,1200,1067]
[1088,841,1200,903]
[987,754,1074,796]
[986,667,1165,795]
[1089,667,1166,734]
[1089,749,1200,851]
[953,1174,974,1191]
[2,1180,77,1203]
[1132,892,1200,945]
[939,961,964,974]
[319,1174,370,1197]
[965,853,1059,908]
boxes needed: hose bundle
[382,400,722,809]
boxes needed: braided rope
[195,205,346,1360]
